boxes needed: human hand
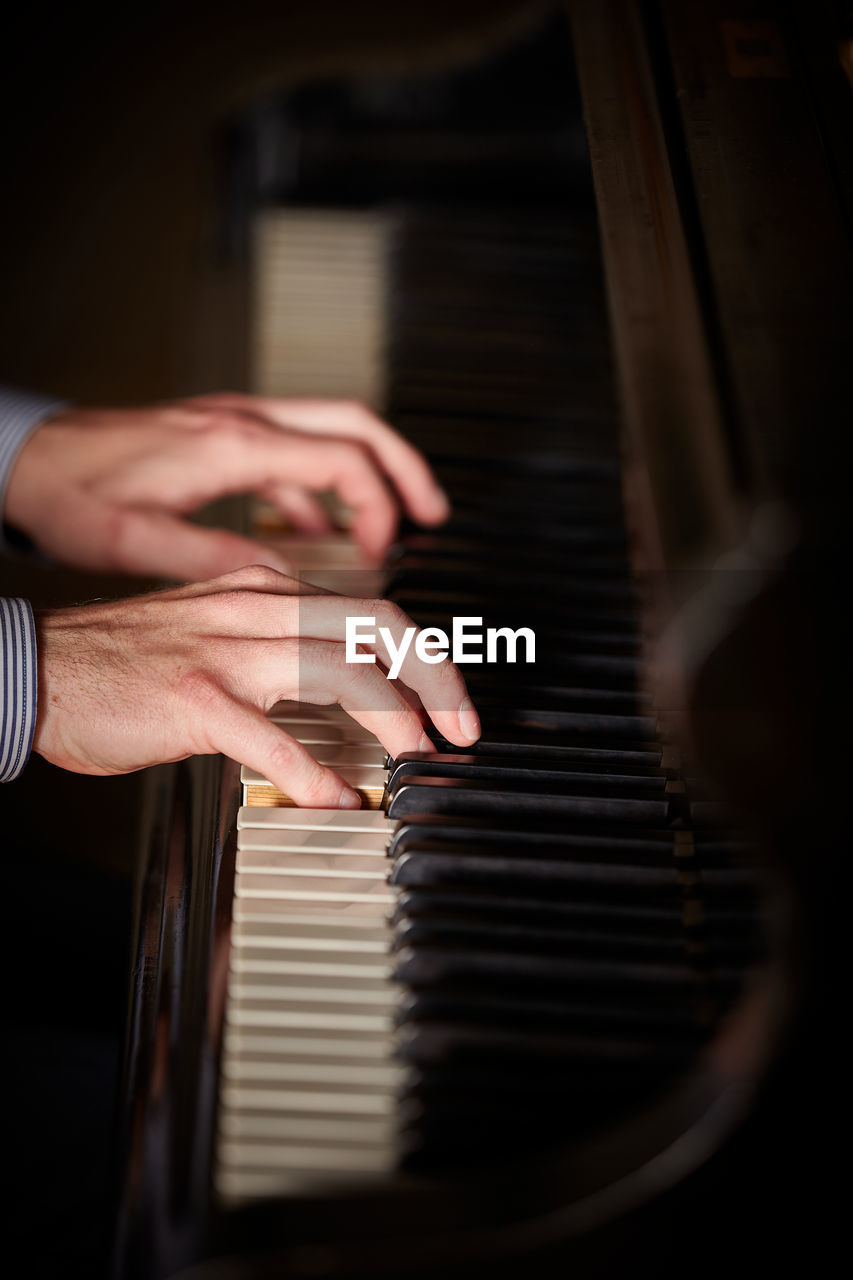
[33,566,480,807]
[5,393,449,580]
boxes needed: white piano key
[237,807,392,834]
[241,763,385,787]
[262,537,373,569]
[218,1112,394,1145]
[300,745,388,768]
[222,1031,392,1060]
[292,727,383,745]
[225,1008,392,1034]
[216,1169,386,1202]
[234,885,394,906]
[220,1087,394,1115]
[230,954,388,981]
[230,978,394,1002]
[217,1144,392,1173]
[232,915,388,941]
[219,1059,403,1088]
[231,1000,395,1025]
[236,850,387,875]
[231,921,388,950]
[232,896,391,919]
[236,856,388,880]
[229,955,389,981]
[235,828,389,855]
[243,764,386,808]
[313,746,387,767]
[220,643,399,1205]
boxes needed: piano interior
[3,2,850,1277]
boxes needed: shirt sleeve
[0,597,38,782]
[0,386,69,550]
[0,389,65,781]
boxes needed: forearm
[0,596,38,781]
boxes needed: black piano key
[395,1021,697,1069]
[397,609,642,647]
[391,887,683,931]
[391,915,687,961]
[388,816,676,860]
[402,517,629,550]
[446,690,649,719]
[388,554,631,588]
[388,574,637,606]
[386,752,667,793]
[389,850,681,894]
[386,776,672,824]
[394,986,698,1034]
[391,543,629,576]
[392,944,696,993]
[389,590,641,630]
[388,831,679,871]
[476,709,658,739]
[423,733,661,764]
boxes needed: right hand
[33,566,481,808]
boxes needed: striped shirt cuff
[1,597,38,782]
[0,387,69,550]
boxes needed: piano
[112,3,851,1276]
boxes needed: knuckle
[375,598,407,631]
[200,409,264,447]
[387,702,418,740]
[434,663,465,699]
[265,736,333,805]
[193,408,231,435]
[177,668,223,710]
[265,734,302,778]
[225,564,282,591]
[340,438,372,468]
[324,643,350,676]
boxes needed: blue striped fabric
[1,387,67,781]
[0,386,69,549]
[0,597,38,781]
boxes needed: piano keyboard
[214,205,761,1205]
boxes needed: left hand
[4,392,450,580]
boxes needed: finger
[326,443,398,562]
[185,427,399,563]
[187,393,450,527]
[239,637,434,761]
[200,590,479,746]
[204,694,361,809]
[298,596,478,745]
[99,509,293,581]
[264,483,336,535]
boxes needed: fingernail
[418,733,436,754]
[434,487,452,520]
[458,697,480,742]
[339,787,362,810]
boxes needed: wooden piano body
[110,3,851,1276]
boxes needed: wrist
[0,392,71,549]
[0,597,38,781]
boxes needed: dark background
[1,2,845,1275]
